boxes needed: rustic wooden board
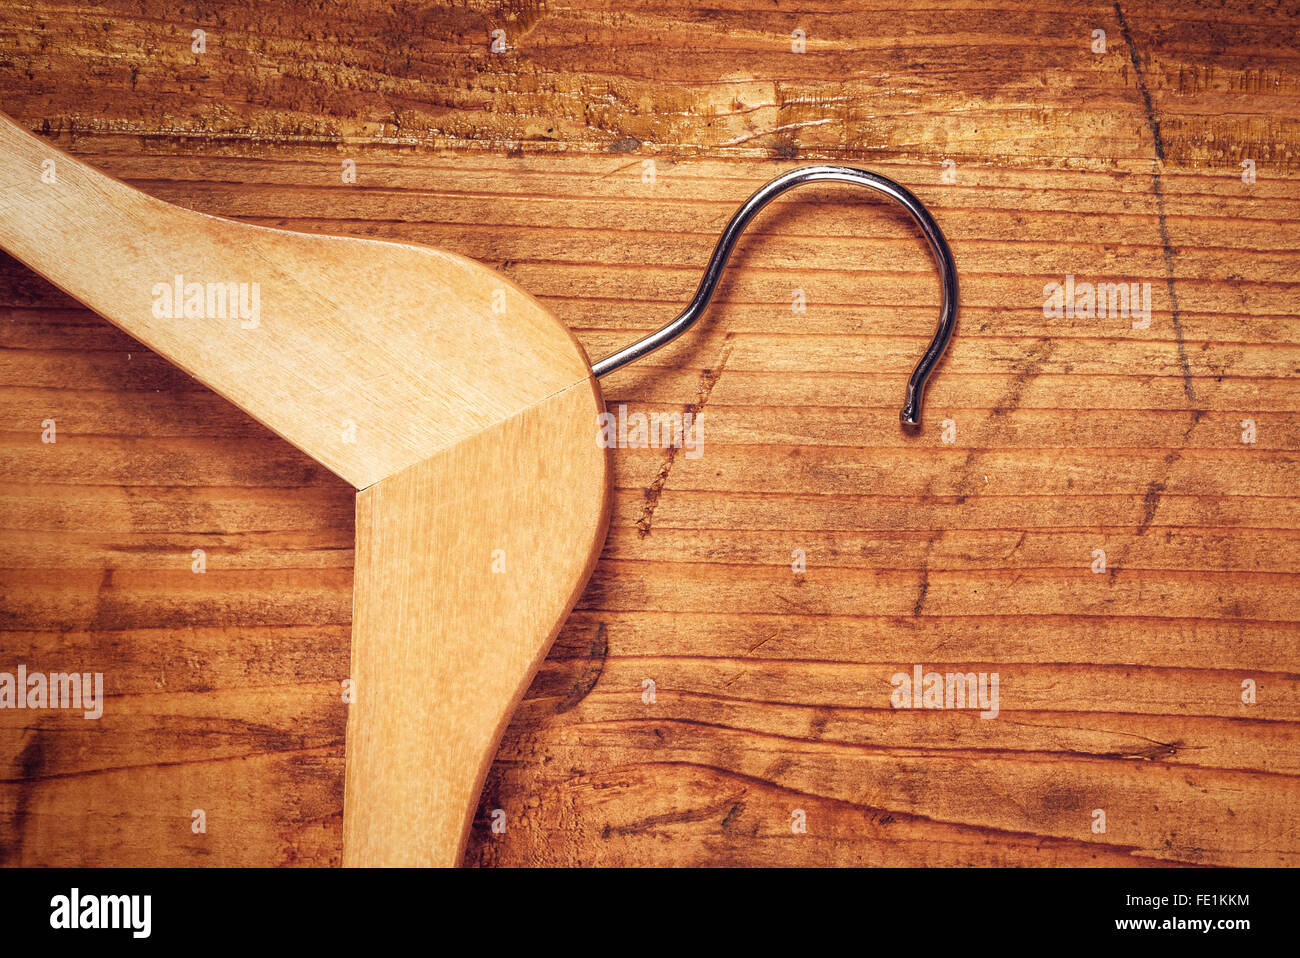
[0,0,1297,867]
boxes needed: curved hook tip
[900,383,923,428]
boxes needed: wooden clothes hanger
[0,112,958,866]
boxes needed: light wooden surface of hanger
[0,111,611,867]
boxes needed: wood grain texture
[1,0,1297,172]
[1,0,1298,867]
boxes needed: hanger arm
[345,380,609,866]
[0,111,594,489]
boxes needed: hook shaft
[591,165,958,427]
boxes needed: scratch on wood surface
[554,622,608,714]
[720,800,746,830]
[954,338,1057,505]
[1137,471,1172,535]
[636,333,735,538]
[602,792,745,836]
[1003,531,1028,562]
[716,118,836,148]
[1135,412,1205,537]
[915,337,1057,613]
[1008,719,1204,762]
[1113,1,1196,405]
[1113,409,1205,578]
[912,534,936,616]
[0,728,42,866]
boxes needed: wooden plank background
[0,0,1297,867]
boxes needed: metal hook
[591,165,958,427]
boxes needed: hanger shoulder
[343,377,610,866]
[0,112,591,489]
[1,112,614,866]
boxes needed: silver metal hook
[591,164,958,427]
